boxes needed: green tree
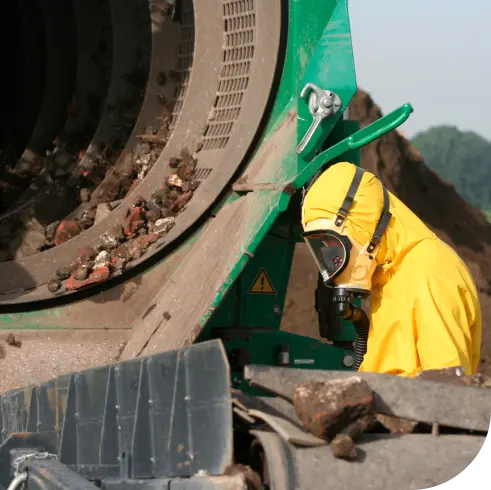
[412,126,491,212]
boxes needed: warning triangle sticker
[249,268,276,295]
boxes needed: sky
[348,0,491,140]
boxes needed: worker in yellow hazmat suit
[301,161,482,377]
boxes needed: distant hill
[412,126,491,213]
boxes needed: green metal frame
[196,0,412,389]
[0,0,413,392]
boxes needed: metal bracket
[296,83,342,155]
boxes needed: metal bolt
[342,354,355,368]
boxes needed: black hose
[332,290,370,371]
[349,305,370,371]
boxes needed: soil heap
[283,89,491,375]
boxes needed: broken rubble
[170,190,193,213]
[293,377,375,442]
[55,220,82,246]
[56,267,72,280]
[154,217,175,235]
[123,207,146,236]
[111,233,158,263]
[65,266,111,291]
[168,156,180,168]
[45,221,60,242]
[167,174,184,188]
[94,203,111,225]
[6,333,22,348]
[48,278,62,293]
[97,232,119,251]
[150,188,168,207]
[146,207,162,224]
[94,250,111,269]
[72,265,90,281]
[72,246,97,266]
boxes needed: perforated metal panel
[201,0,256,150]
[170,0,195,129]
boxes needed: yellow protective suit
[301,162,482,377]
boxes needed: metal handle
[296,83,342,155]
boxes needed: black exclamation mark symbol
[260,275,265,291]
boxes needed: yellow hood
[301,161,481,377]
[301,161,436,272]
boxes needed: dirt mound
[283,89,491,375]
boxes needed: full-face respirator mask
[302,167,392,370]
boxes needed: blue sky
[348,1,491,140]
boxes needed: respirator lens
[303,230,352,285]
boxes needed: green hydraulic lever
[278,103,414,212]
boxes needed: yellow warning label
[248,269,276,295]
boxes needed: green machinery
[0,0,412,392]
[193,0,413,388]
[0,3,487,489]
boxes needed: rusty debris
[0,133,200,293]
[293,377,379,461]
[65,265,111,291]
[55,220,82,245]
[293,377,376,442]
[48,148,198,291]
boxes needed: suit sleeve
[414,275,475,375]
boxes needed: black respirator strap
[367,186,392,254]
[334,166,365,227]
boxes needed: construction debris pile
[283,88,491,375]
[0,104,175,262]
[46,147,200,293]
[292,367,490,461]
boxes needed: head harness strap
[335,166,364,227]
[334,166,392,252]
[367,186,392,253]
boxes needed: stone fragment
[293,377,375,441]
[48,278,62,293]
[55,220,81,245]
[167,174,184,188]
[97,232,119,251]
[72,265,90,281]
[6,333,22,348]
[56,267,72,280]
[94,203,112,225]
[376,414,419,434]
[154,217,175,235]
[331,434,357,460]
[123,207,146,236]
[94,250,111,269]
[170,190,193,213]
